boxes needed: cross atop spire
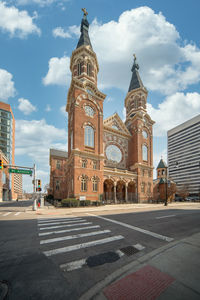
[82,8,88,17]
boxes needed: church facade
[49,11,155,203]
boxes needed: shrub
[80,200,91,206]
[92,201,102,206]
[61,198,80,207]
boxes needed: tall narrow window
[142,145,148,161]
[56,181,60,190]
[71,131,73,150]
[56,160,61,169]
[77,63,81,75]
[93,160,97,170]
[87,63,92,76]
[81,178,87,191]
[93,180,98,192]
[82,160,87,168]
[141,182,145,193]
[85,125,94,147]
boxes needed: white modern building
[167,114,200,196]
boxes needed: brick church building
[49,10,155,203]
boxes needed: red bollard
[38,202,40,208]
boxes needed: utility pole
[33,164,36,193]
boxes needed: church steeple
[128,54,144,92]
[77,8,92,49]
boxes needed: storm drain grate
[120,246,139,256]
[86,251,120,268]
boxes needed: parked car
[175,196,183,202]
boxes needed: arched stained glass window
[142,145,148,161]
[85,125,94,147]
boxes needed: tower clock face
[106,145,122,163]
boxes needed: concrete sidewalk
[34,202,200,215]
[80,232,200,300]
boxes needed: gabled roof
[103,113,131,136]
[50,149,68,159]
[157,158,167,169]
[128,56,144,92]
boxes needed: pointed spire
[76,8,93,49]
[157,158,167,169]
[128,54,144,92]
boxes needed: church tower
[66,9,106,200]
[125,55,155,202]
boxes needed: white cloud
[15,119,67,167]
[45,104,51,112]
[52,27,71,38]
[43,56,71,86]
[0,2,40,38]
[63,7,200,95]
[0,69,16,100]
[147,92,200,137]
[16,0,67,7]
[18,98,37,115]
[60,105,66,115]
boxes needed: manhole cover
[120,246,139,256]
[0,280,9,300]
[86,251,120,267]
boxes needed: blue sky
[0,0,200,192]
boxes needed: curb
[79,239,181,300]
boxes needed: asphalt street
[0,201,200,299]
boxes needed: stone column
[114,182,117,203]
[125,182,128,203]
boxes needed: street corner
[103,265,175,300]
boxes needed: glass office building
[0,109,13,163]
[167,114,200,196]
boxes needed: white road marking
[38,219,85,226]
[134,243,145,250]
[38,217,82,223]
[60,244,145,272]
[15,212,21,216]
[40,230,111,244]
[156,215,176,219]
[60,259,86,271]
[3,212,12,216]
[87,213,174,242]
[39,222,92,231]
[43,235,124,257]
[115,249,124,258]
[39,225,100,236]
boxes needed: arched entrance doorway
[128,181,137,202]
[116,180,125,203]
[103,179,114,203]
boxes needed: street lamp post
[164,166,168,206]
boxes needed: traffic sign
[9,168,32,175]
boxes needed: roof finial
[82,8,88,18]
[133,53,136,63]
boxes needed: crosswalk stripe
[39,225,100,236]
[3,212,12,216]
[43,235,124,257]
[39,222,92,231]
[60,244,145,272]
[15,212,21,216]
[38,217,82,224]
[40,230,111,245]
[38,219,85,226]
[60,258,86,271]
[38,216,76,221]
